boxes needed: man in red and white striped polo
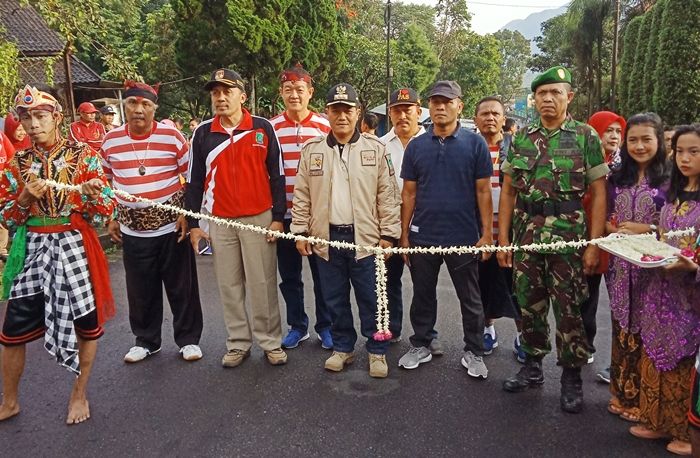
[268,64,332,350]
[100,81,203,364]
[474,96,522,361]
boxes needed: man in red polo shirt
[269,64,332,351]
[69,102,106,151]
[186,68,287,368]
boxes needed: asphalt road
[0,252,668,457]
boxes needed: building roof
[0,0,64,55]
[19,55,101,85]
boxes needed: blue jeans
[316,228,388,355]
[386,254,404,337]
[277,220,331,333]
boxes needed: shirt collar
[326,129,361,147]
[282,111,314,125]
[211,108,253,134]
[429,123,461,139]
[385,125,426,143]
[527,114,576,135]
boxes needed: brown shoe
[221,349,250,368]
[265,348,288,366]
[629,425,671,440]
[324,351,355,372]
[369,353,388,378]
[666,440,692,456]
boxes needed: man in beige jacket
[291,83,401,378]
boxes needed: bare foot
[66,398,90,425]
[0,401,20,421]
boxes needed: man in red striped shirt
[474,96,522,362]
[100,81,203,364]
[269,65,332,350]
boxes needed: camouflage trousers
[513,249,591,368]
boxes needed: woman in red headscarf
[4,113,31,151]
[581,111,626,388]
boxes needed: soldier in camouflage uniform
[497,66,609,413]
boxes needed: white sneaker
[587,355,595,364]
[180,344,203,361]
[124,346,160,363]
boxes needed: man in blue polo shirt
[397,80,493,379]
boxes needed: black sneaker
[560,367,583,413]
[503,357,544,392]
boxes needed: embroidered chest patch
[309,153,324,176]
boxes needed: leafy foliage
[653,0,700,124]
[491,29,530,104]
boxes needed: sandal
[619,407,640,423]
[607,397,624,415]
[666,440,692,456]
[629,425,671,440]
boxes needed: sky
[404,0,570,35]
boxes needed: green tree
[286,0,348,84]
[336,32,386,109]
[618,15,643,117]
[529,14,575,72]
[434,0,472,65]
[392,24,440,96]
[0,30,19,113]
[491,29,530,104]
[653,0,700,124]
[567,0,613,112]
[441,32,501,115]
[641,0,665,111]
[27,0,140,79]
[626,11,652,116]
[225,0,293,114]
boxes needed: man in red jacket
[186,68,287,368]
[69,102,105,151]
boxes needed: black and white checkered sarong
[10,230,94,374]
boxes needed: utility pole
[611,0,621,111]
[384,0,392,131]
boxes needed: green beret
[531,66,572,92]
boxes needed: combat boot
[560,367,583,413]
[502,356,544,392]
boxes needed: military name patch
[361,150,376,166]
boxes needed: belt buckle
[542,201,556,217]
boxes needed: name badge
[361,150,376,166]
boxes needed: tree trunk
[596,33,603,110]
[587,64,594,119]
[250,73,257,115]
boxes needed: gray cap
[427,80,463,99]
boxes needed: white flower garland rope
[50,180,697,342]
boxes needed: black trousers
[122,231,203,351]
[580,273,601,353]
[408,251,485,355]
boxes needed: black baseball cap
[326,83,359,107]
[100,105,116,115]
[388,88,420,107]
[204,68,245,92]
[427,80,463,99]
